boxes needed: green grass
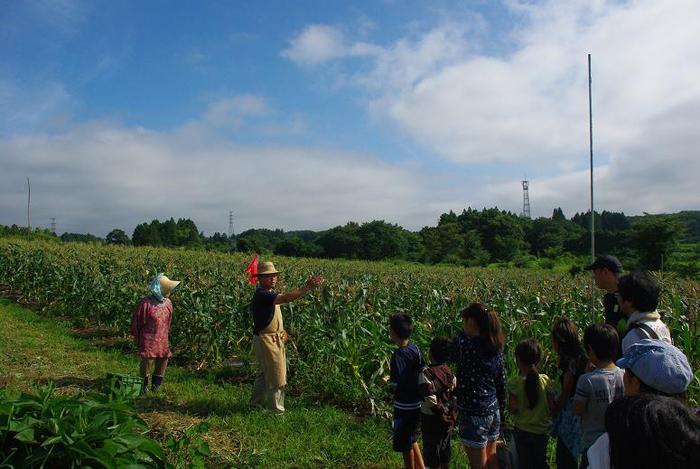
[0,298,472,468]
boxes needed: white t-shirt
[586,432,610,469]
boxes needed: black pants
[513,429,549,469]
[421,414,452,468]
[556,436,579,469]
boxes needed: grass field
[0,239,698,467]
[0,298,446,468]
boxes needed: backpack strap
[629,321,660,340]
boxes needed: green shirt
[507,373,552,435]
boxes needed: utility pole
[26,177,31,230]
[588,54,596,321]
[228,211,237,251]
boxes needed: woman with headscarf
[131,273,181,393]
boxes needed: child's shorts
[392,408,421,452]
[458,409,500,449]
[422,426,452,467]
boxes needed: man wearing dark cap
[586,255,625,333]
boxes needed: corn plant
[0,239,698,412]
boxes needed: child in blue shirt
[389,313,425,469]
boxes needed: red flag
[244,254,258,284]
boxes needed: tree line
[2,209,699,276]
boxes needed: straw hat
[256,261,280,276]
[159,275,181,296]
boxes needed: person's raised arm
[274,276,323,305]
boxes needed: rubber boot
[151,374,163,392]
[140,376,149,395]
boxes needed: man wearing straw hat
[131,273,181,393]
[250,261,322,413]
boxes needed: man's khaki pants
[250,335,285,413]
[250,374,285,413]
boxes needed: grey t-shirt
[574,367,625,448]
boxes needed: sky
[1,0,699,236]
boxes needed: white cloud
[281,25,347,66]
[0,80,75,133]
[359,0,700,168]
[204,95,270,128]
[285,0,700,215]
[0,119,458,236]
[281,24,380,66]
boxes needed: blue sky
[2,0,699,236]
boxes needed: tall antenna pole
[27,177,31,230]
[521,180,531,218]
[51,217,56,234]
[588,54,596,320]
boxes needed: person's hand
[305,276,323,290]
[281,330,289,342]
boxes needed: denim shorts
[392,408,421,452]
[458,409,500,449]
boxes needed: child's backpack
[423,364,456,427]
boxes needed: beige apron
[252,304,286,388]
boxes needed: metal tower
[228,211,234,237]
[50,218,56,234]
[522,180,531,218]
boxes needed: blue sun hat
[616,339,693,395]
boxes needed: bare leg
[464,445,487,469]
[485,440,499,469]
[154,358,169,377]
[139,358,151,378]
[411,442,425,469]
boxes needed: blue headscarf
[149,273,165,303]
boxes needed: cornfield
[1,239,698,413]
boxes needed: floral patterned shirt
[131,296,173,358]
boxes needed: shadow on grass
[71,327,136,354]
[138,392,251,417]
[36,376,101,391]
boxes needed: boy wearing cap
[250,261,322,413]
[617,272,671,353]
[131,273,181,393]
[585,255,624,333]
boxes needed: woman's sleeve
[131,300,143,337]
[495,352,506,418]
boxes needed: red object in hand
[244,255,258,284]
